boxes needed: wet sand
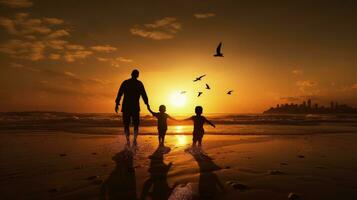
[1,132,357,199]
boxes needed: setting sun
[170,92,187,107]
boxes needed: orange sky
[0,1,357,114]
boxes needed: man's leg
[122,112,130,144]
[133,112,140,145]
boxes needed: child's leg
[192,132,198,147]
[162,132,166,145]
[159,129,165,145]
[198,133,204,147]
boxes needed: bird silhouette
[227,90,233,95]
[193,74,206,82]
[180,91,187,94]
[214,42,223,57]
[198,92,203,97]
[205,84,210,90]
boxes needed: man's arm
[147,105,157,116]
[140,82,149,105]
[115,81,125,113]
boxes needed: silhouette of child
[184,106,215,147]
[147,105,175,146]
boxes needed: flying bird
[193,74,206,82]
[205,84,210,90]
[198,92,203,97]
[227,90,233,95]
[180,91,187,94]
[214,42,223,57]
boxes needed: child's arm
[167,114,182,121]
[175,116,193,122]
[205,117,216,128]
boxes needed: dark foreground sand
[1,132,357,200]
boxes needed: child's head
[195,106,203,115]
[159,105,166,113]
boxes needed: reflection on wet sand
[140,145,175,200]
[188,148,225,199]
[101,146,137,200]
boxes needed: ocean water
[1,112,357,135]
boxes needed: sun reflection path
[174,126,189,146]
[175,135,188,146]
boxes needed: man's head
[131,69,139,79]
[195,106,203,115]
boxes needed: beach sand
[1,132,357,200]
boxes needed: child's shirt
[189,115,208,133]
[152,112,170,130]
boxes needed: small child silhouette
[184,106,215,147]
[147,105,175,146]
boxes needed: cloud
[0,39,45,60]
[130,17,182,40]
[292,69,303,75]
[194,13,216,19]
[96,56,133,68]
[96,57,109,62]
[0,0,33,8]
[87,78,111,85]
[0,17,17,34]
[297,80,316,87]
[47,29,69,38]
[47,40,68,50]
[9,62,24,68]
[64,71,75,77]
[90,45,117,52]
[296,80,317,92]
[0,13,116,62]
[64,50,93,62]
[0,13,56,36]
[116,56,132,62]
[49,53,60,60]
[8,62,39,71]
[43,17,64,25]
[66,44,84,50]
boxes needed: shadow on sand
[140,145,175,200]
[101,146,137,200]
[188,148,225,199]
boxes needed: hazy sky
[0,0,357,113]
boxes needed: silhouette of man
[115,69,149,145]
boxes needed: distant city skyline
[264,98,357,114]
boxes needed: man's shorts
[122,112,140,127]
